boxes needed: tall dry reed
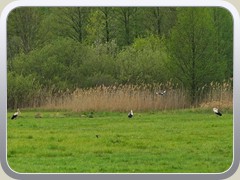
[40,81,232,112]
[199,80,233,109]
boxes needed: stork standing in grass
[11,108,20,120]
[128,110,133,118]
[213,108,222,116]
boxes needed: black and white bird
[11,108,20,120]
[128,110,133,118]
[213,108,222,116]
[156,90,166,96]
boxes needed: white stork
[128,110,133,118]
[11,108,20,120]
[213,108,222,116]
[156,90,166,96]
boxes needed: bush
[7,72,41,109]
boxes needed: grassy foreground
[7,109,233,173]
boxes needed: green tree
[115,8,138,46]
[53,7,90,43]
[7,8,43,54]
[7,7,47,70]
[86,8,116,45]
[212,8,233,78]
[143,7,177,37]
[168,8,227,105]
[117,35,169,84]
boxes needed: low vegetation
[7,110,233,173]
[40,81,232,112]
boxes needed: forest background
[7,7,233,111]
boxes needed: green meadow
[7,109,233,173]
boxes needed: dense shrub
[7,72,42,109]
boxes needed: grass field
[7,109,233,173]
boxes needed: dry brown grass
[199,81,233,110]
[39,81,232,112]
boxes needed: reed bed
[40,81,232,112]
[199,81,233,110]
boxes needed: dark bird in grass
[11,108,20,120]
[96,135,100,138]
[128,110,133,118]
[156,90,166,96]
[213,108,222,116]
[88,112,94,118]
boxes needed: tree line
[7,7,233,108]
